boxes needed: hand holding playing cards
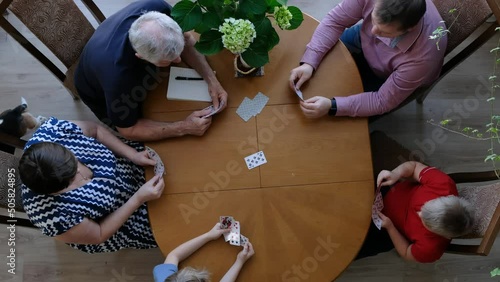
[135,175,164,203]
[208,80,228,111]
[300,96,331,118]
[237,242,255,263]
[130,150,156,166]
[182,109,212,136]
[289,63,314,90]
[378,211,393,229]
[206,223,230,240]
[377,170,399,187]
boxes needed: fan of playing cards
[220,216,249,246]
[146,146,165,176]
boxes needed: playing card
[239,234,249,246]
[202,100,225,118]
[236,97,255,122]
[294,84,304,101]
[371,192,384,230]
[229,234,241,246]
[146,146,165,175]
[219,216,234,229]
[244,151,267,170]
[226,220,241,243]
[253,92,269,114]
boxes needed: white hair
[420,195,474,238]
[128,11,184,64]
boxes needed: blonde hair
[420,195,474,238]
[165,267,210,282]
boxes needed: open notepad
[166,67,212,102]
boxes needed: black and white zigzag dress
[21,117,157,253]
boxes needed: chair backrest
[446,171,500,256]
[0,0,105,99]
[0,146,35,228]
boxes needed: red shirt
[382,167,458,263]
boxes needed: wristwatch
[328,98,337,116]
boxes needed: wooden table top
[144,14,373,282]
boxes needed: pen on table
[175,76,204,81]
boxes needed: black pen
[175,76,204,80]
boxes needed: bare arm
[116,111,212,142]
[220,243,255,282]
[164,223,228,265]
[55,175,164,244]
[377,161,428,187]
[180,32,228,110]
[378,212,416,262]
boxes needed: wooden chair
[0,137,34,228]
[370,0,500,123]
[0,0,106,99]
[370,130,500,256]
[446,171,500,256]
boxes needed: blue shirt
[75,0,171,128]
[153,264,178,282]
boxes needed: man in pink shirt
[289,0,447,117]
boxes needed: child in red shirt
[357,161,474,263]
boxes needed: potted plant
[171,0,303,76]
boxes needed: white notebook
[166,67,212,102]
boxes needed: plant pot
[234,55,264,77]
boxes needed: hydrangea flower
[218,18,257,54]
[274,6,293,30]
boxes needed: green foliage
[492,268,500,277]
[172,0,304,67]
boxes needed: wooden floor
[1,0,499,281]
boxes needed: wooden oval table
[143,14,374,282]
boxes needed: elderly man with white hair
[75,0,227,141]
[356,161,474,263]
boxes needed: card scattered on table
[244,151,267,170]
[371,192,384,230]
[219,216,249,246]
[146,146,165,176]
[236,92,269,122]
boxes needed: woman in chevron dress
[18,117,164,253]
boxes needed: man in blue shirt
[75,0,227,141]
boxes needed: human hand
[130,150,156,167]
[289,63,314,90]
[377,170,399,187]
[182,109,212,136]
[135,174,164,203]
[236,242,255,263]
[300,96,331,118]
[378,211,393,229]
[206,222,230,240]
[208,80,228,111]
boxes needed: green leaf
[172,0,203,32]
[448,8,457,14]
[491,267,500,277]
[487,97,496,102]
[440,119,452,125]
[238,0,268,15]
[462,127,472,133]
[241,40,270,67]
[199,0,217,7]
[253,17,279,51]
[487,122,494,127]
[485,154,497,162]
[194,11,222,33]
[287,6,304,30]
[491,47,500,53]
[496,27,500,31]
[489,75,497,81]
[493,116,500,120]
[195,30,223,55]
[477,133,483,138]
[276,0,287,5]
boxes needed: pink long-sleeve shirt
[301,0,447,117]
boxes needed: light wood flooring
[1,0,499,281]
